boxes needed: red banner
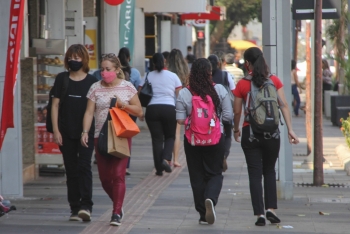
[0,0,25,150]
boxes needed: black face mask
[68,60,83,71]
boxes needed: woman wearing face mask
[81,53,143,226]
[51,44,98,222]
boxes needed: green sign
[119,0,135,65]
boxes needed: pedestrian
[81,53,143,226]
[118,47,142,175]
[167,49,190,167]
[186,45,196,69]
[208,54,235,171]
[322,59,333,111]
[225,53,244,85]
[139,53,182,176]
[233,47,299,226]
[51,44,98,222]
[162,51,170,66]
[291,60,302,116]
[176,58,233,225]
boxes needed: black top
[212,69,229,87]
[52,72,98,139]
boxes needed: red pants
[94,138,131,214]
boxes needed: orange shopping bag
[110,107,140,138]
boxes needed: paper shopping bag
[110,107,140,138]
[108,121,130,159]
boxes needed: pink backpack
[185,88,221,146]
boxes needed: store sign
[119,0,135,64]
[0,0,25,150]
[192,19,207,28]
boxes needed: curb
[335,144,350,175]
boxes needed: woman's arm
[277,88,299,144]
[176,89,187,125]
[233,97,243,142]
[51,98,62,146]
[117,94,143,117]
[81,99,96,147]
[175,87,181,98]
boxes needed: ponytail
[152,53,165,72]
[244,47,269,87]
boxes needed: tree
[210,0,262,51]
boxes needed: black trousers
[184,134,225,219]
[241,126,280,215]
[145,104,177,173]
[59,133,94,212]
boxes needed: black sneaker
[110,214,121,226]
[162,160,172,173]
[266,210,281,224]
[78,209,91,222]
[205,199,216,224]
[255,216,266,226]
[69,211,80,221]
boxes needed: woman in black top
[51,44,97,222]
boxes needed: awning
[136,0,207,13]
[228,40,258,51]
[180,6,226,21]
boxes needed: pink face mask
[101,71,116,83]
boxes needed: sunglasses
[101,53,116,58]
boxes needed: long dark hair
[152,53,165,72]
[207,54,220,75]
[118,47,131,75]
[189,58,221,114]
[244,47,269,87]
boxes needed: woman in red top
[233,47,299,226]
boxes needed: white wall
[161,21,171,52]
[101,2,120,55]
[66,0,84,46]
[171,25,192,56]
[47,0,65,39]
[134,8,145,76]
[136,0,207,13]
[0,0,23,197]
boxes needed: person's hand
[288,130,299,144]
[138,115,145,121]
[81,133,89,148]
[53,131,63,146]
[233,130,241,143]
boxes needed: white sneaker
[205,199,216,224]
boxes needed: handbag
[139,73,153,107]
[108,121,130,158]
[98,98,117,158]
[110,107,140,138]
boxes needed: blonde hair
[101,56,125,79]
[167,49,189,85]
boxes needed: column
[262,0,293,199]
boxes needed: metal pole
[313,0,324,186]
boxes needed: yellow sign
[85,29,98,69]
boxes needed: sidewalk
[1,115,350,233]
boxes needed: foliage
[340,113,350,148]
[210,0,262,45]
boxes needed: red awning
[180,6,225,21]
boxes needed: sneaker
[162,160,172,173]
[69,211,80,221]
[255,216,266,226]
[266,210,281,224]
[199,217,208,225]
[78,209,91,222]
[204,199,216,225]
[110,214,121,226]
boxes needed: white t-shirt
[139,70,182,106]
[227,72,236,90]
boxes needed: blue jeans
[291,84,300,116]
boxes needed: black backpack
[46,72,69,133]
